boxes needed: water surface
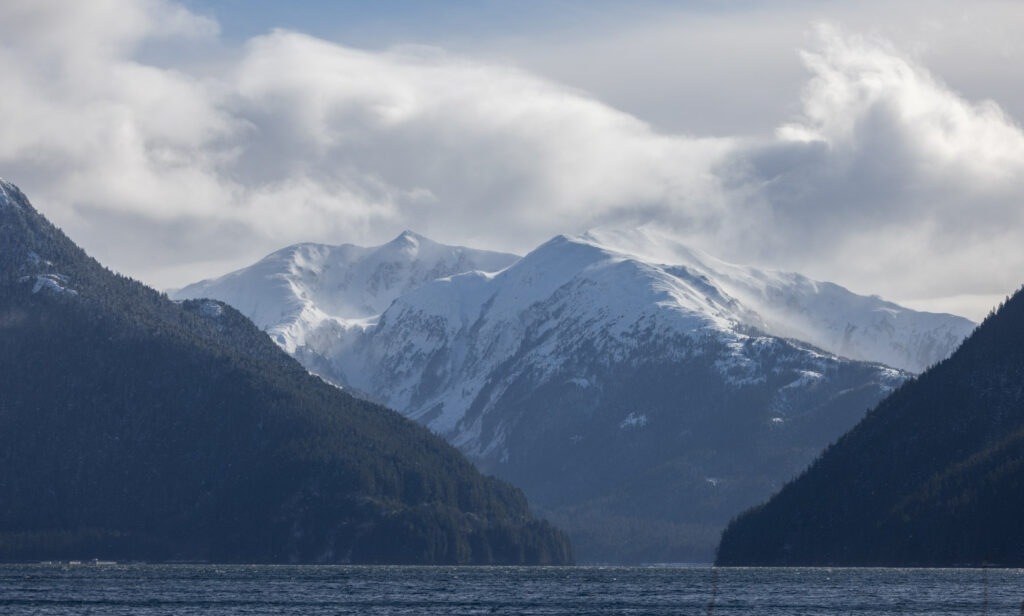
[2,563,1022,615]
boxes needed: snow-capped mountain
[175,231,518,355]
[325,233,906,450]
[177,230,973,563]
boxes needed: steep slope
[716,287,1024,566]
[0,179,572,565]
[310,234,909,562]
[174,232,518,356]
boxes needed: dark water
[2,563,1023,615]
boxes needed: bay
[1,563,1022,615]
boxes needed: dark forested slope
[0,180,572,564]
[715,287,1024,566]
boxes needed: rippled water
[2,563,1023,615]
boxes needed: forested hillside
[717,287,1024,566]
[0,180,572,565]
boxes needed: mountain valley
[177,228,975,562]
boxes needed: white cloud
[780,26,1024,178]
[227,31,733,239]
[723,25,1024,310]
[0,1,1022,321]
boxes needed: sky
[2,1,1024,320]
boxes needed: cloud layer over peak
[0,1,1022,320]
[734,25,1024,304]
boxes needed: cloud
[0,3,733,279]
[725,25,1024,306]
[228,32,735,240]
[0,2,1022,320]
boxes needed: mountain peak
[395,229,426,242]
[379,230,437,259]
[387,229,430,249]
[0,178,29,211]
[529,233,617,262]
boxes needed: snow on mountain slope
[316,233,914,562]
[328,234,905,450]
[583,228,976,373]
[174,231,519,354]
[175,229,972,452]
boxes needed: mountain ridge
[580,228,975,373]
[179,229,974,377]
[176,230,518,356]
